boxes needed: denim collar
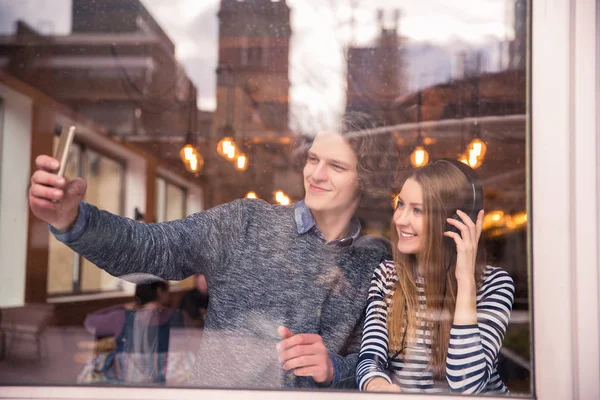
[293,200,361,246]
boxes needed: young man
[29,114,395,389]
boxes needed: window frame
[0,98,4,225]
[3,0,600,398]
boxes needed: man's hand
[277,326,334,384]
[29,155,87,231]
[365,377,402,392]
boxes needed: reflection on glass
[0,0,529,395]
[81,150,124,292]
[165,183,186,222]
[155,178,167,223]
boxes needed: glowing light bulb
[280,195,290,205]
[468,138,487,159]
[235,154,248,170]
[217,137,237,160]
[189,155,198,171]
[410,146,429,168]
[468,149,478,168]
[274,191,285,203]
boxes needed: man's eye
[332,164,345,171]
[307,156,318,164]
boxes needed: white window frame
[531,1,600,400]
[2,0,599,398]
[0,98,4,225]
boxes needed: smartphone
[54,126,76,177]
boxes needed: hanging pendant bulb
[463,121,486,169]
[410,146,429,168]
[235,153,249,171]
[180,143,195,164]
[217,124,238,161]
[468,137,487,159]
[180,145,203,174]
[458,149,482,169]
[274,190,291,205]
[180,131,203,174]
[217,137,237,160]
[188,152,204,174]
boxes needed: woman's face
[393,178,426,255]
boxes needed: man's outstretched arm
[31,155,248,281]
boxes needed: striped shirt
[356,260,515,394]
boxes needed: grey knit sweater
[53,199,387,389]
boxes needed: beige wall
[0,83,32,307]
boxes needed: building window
[155,177,187,222]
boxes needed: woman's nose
[394,209,409,226]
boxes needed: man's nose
[311,162,328,181]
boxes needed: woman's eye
[396,200,404,209]
[414,208,422,215]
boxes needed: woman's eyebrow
[397,196,423,207]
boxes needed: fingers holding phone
[29,126,87,231]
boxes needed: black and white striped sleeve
[356,261,395,390]
[446,266,515,394]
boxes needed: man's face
[303,133,361,215]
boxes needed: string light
[246,191,257,199]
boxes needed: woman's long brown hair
[388,160,486,379]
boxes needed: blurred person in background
[178,274,209,328]
[81,279,180,384]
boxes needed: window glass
[0,0,531,396]
[165,182,186,221]
[155,177,186,222]
[80,149,124,292]
[155,177,167,223]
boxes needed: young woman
[356,159,515,394]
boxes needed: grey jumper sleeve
[51,199,249,281]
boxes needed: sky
[0,0,515,129]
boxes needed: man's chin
[304,196,327,212]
